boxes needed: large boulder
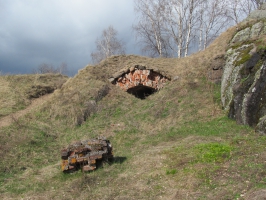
[221,20,266,133]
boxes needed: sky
[0,0,140,76]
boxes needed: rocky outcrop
[221,18,266,133]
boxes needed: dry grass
[0,77,17,117]
[2,21,266,200]
[0,74,68,118]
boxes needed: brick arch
[110,66,170,99]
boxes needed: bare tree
[34,62,68,75]
[226,0,258,24]
[251,0,266,9]
[58,62,68,75]
[134,0,201,58]
[184,0,197,57]
[133,0,170,57]
[223,0,266,28]
[157,0,202,57]
[197,0,230,50]
[133,0,261,58]
[91,26,126,64]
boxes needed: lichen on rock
[220,9,266,133]
[221,17,266,133]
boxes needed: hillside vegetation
[1,23,266,200]
[0,74,68,118]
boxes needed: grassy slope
[0,74,68,118]
[1,25,266,199]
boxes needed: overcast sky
[0,0,140,76]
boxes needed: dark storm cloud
[0,0,139,75]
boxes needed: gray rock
[246,10,266,21]
[221,39,266,132]
[256,116,266,134]
[231,27,251,44]
[221,45,251,110]
[172,76,179,81]
[239,3,266,36]
[220,5,266,134]
[250,21,264,37]
[108,77,115,83]
[261,3,266,10]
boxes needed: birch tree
[251,0,266,8]
[133,0,169,57]
[133,0,262,58]
[134,0,201,58]
[184,0,197,57]
[197,0,230,50]
[35,62,68,75]
[163,0,203,57]
[91,26,125,64]
[164,0,185,58]
[226,0,258,24]
[223,0,266,29]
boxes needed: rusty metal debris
[61,136,113,172]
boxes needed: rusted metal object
[61,136,113,172]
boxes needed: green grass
[166,169,177,175]
[0,74,260,199]
[193,143,232,163]
[1,22,266,199]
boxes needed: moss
[233,45,253,67]
[239,58,261,88]
[237,21,255,32]
[254,59,264,72]
[230,34,266,51]
[235,53,252,66]
[230,40,254,50]
[241,74,250,83]
[256,44,266,51]
[235,19,266,37]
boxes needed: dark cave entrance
[127,85,156,99]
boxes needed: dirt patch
[245,189,266,200]
[0,94,52,128]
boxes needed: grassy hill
[1,23,266,199]
[0,73,68,118]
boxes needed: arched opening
[109,65,170,99]
[127,85,156,99]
